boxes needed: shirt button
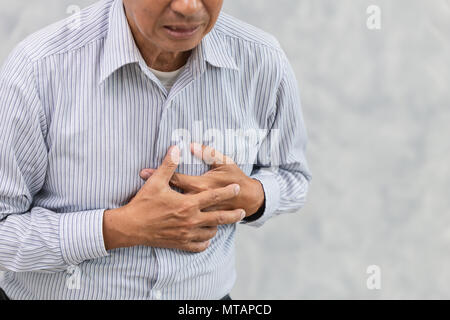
[155,290,162,300]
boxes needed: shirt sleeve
[242,52,312,228]
[0,43,109,273]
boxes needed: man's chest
[40,74,262,210]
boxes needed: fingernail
[140,170,151,179]
[240,210,246,220]
[234,184,240,195]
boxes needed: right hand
[103,145,245,253]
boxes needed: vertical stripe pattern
[0,0,311,299]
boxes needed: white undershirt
[148,66,184,92]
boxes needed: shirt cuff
[59,209,109,266]
[240,171,280,228]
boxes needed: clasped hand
[103,143,264,253]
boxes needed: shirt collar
[100,0,238,84]
[200,28,239,72]
[99,0,143,84]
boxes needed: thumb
[145,145,180,186]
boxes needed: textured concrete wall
[1,0,449,299]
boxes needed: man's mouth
[163,25,202,39]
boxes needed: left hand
[140,143,265,219]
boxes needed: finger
[201,205,224,212]
[146,146,180,186]
[191,143,235,168]
[154,239,210,253]
[200,209,246,227]
[140,169,156,180]
[192,184,240,209]
[188,227,218,242]
[140,169,204,193]
[183,241,211,253]
[169,172,202,192]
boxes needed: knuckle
[183,217,197,229]
[216,213,226,225]
[184,244,197,253]
[190,242,209,253]
[165,159,178,169]
[172,210,187,220]
[187,217,200,227]
[178,228,190,241]
[181,200,196,212]
[181,246,191,252]
[173,207,195,221]
[197,183,209,191]
[199,231,210,242]
[203,230,216,241]
[209,191,220,203]
[180,238,190,245]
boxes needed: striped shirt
[0,0,311,299]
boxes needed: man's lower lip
[164,26,200,39]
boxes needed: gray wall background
[1,0,449,299]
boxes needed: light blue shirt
[0,0,311,299]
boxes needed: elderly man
[0,0,311,300]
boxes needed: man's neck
[125,8,191,72]
[140,46,191,72]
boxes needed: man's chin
[154,31,205,53]
[162,41,202,54]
